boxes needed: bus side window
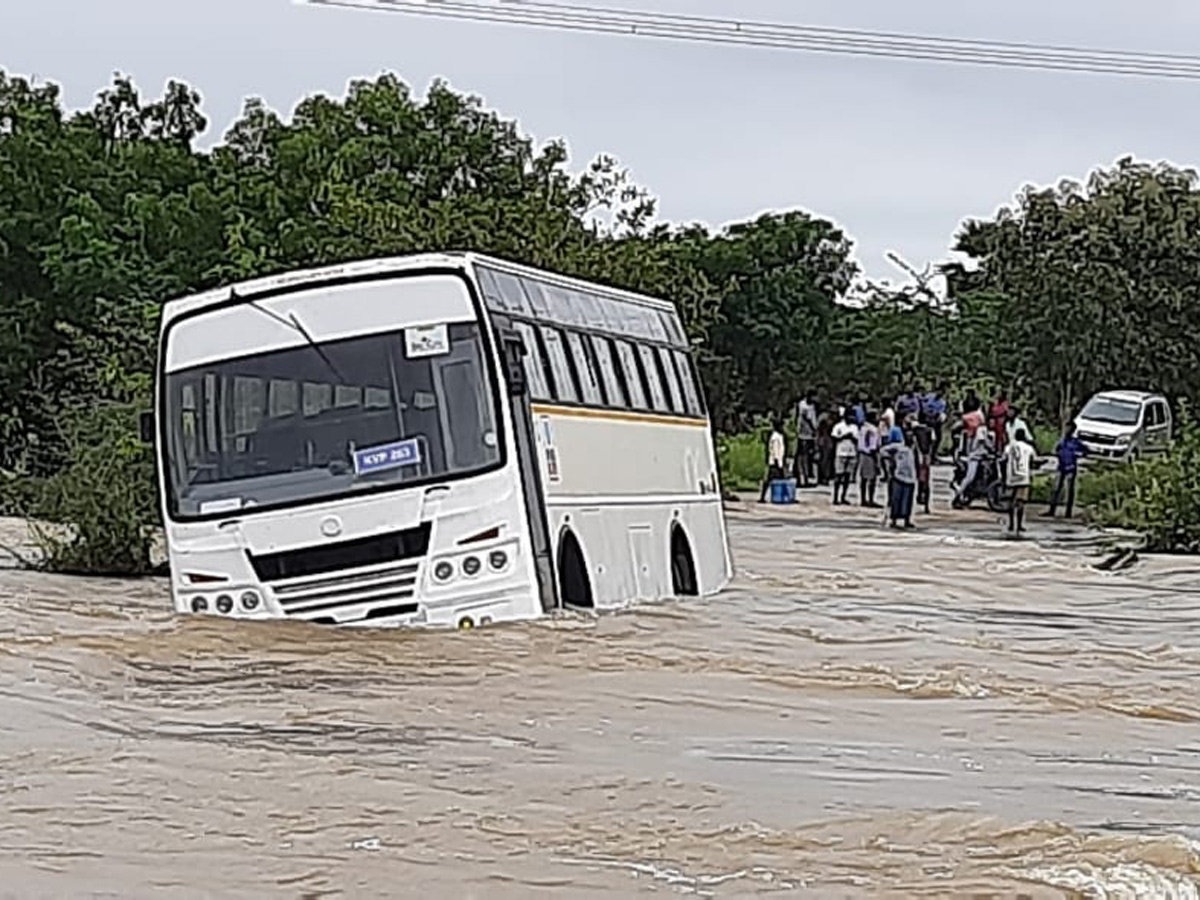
[612,339,649,409]
[671,349,704,416]
[539,325,579,403]
[590,335,627,408]
[268,379,299,418]
[478,267,531,315]
[654,346,683,413]
[565,330,603,405]
[513,322,551,399]
[636,344,669,412]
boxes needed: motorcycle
[951,454,1012,513]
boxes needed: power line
[301,0,1200,80]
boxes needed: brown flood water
[2,482,1200,898]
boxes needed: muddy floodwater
[2,487,1200,898]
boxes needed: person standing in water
[1004,427,1036,534]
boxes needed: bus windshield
[164,322,501,518]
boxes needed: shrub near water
[3,404,160,575]
[717,429,768,494]
[1075,414,1200,552]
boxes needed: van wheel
[556,531,593,609]
[670,527,699,597]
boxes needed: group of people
[760,384,1092,535]
[763,385,950,529]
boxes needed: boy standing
[883,431,918,529]
[1004,427,1036,534]
[1048,422,1087,518]
[759,418,787,503]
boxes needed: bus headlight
[240,591,260,611]
[429,541,518,590]
[191,596,208,613]
[215,594,234,614]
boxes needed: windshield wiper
[231,286,349,384]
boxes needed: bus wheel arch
[670,523,699,597]
[556,528,594,609]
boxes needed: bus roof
[161,252,676,323]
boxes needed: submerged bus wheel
[670,526,699,597]
[557,531,594,609]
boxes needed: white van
[1073,390,1173,461]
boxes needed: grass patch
[717,429,768,493]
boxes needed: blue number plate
[352,438,422,475]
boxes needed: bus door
[494,318,559,613]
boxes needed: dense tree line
[3,69,1200,568]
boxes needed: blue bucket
[770,478,797,504]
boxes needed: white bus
[152,253,732,628]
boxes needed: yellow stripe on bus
[530,403,710,429]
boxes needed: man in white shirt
[1006,407,1032,449]
[830,410,860,505]
[1004,427,1036,535]
[759,418,788,503]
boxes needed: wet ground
[1,473,1199,898]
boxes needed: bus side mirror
[139,411,154,444]
[501,333,528,396]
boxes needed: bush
[1,403,160,575]
[1030,463,1141,511]
[717,430,766,494]
[1069,412,1200,552]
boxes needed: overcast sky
[4,0,1199,282]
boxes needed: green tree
[947,157,1200,423]
[683,211,858,429]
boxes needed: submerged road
[0,483,1198,897]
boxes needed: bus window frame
[538,324,580,404]
[158,266,510,523]
[513,320,552,400]
[611,338,650,410]
[635,343,669,412]
[476,265,705,420]
[670,349,704,416]
[564,329,604,406]
[589,334,627,408]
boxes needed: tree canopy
[2,67,1199,478]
